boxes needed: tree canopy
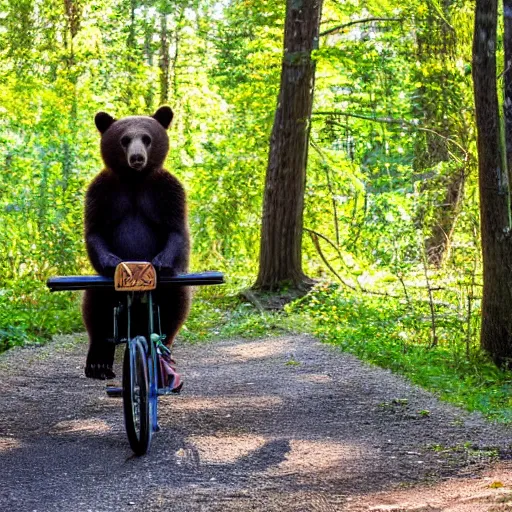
[0,0,497,376]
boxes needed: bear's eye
[142,135,152,146]
[120,136,131,148]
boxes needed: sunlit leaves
[0,0,485,356]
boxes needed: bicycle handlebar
[47,271,224,292]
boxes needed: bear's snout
[126,139,148,171]
[129,152,146,169]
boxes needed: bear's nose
[129,154,145,165]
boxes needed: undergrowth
[0,279,82,352]
[286,283,512,424]
[181,282,303,343]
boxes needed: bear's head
[94,106,173,175]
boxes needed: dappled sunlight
[220,338,295,362]
[186,434,267,464]
[345,462,512,512]
[50,419,112,435]
[268,439,367,476]
[0,437,23,452]
[173,395,283,411]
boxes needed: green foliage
[181,284,299,343]
[0,0,508,423]
[170,276,512,423]
[0,279,82,351]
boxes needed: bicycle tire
[123,336,151,455]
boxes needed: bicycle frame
[47,269,224,453]
[115,291,167,434]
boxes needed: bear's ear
[95,112,116,134]
[152,106,173,130]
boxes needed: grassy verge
[290,283,512,424]
[0,279,83,352]
[181,282,304,343]
[0,277,296,352]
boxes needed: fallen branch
[305,228,402,298]
[304,227,350,269]
[240,289,265,313]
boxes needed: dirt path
[1,334,511,512]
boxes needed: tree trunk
[128,0,136,49]
[62,0,81,191]
[159,12,170,105]
[473,0,512,366]
[143,9,155,108]
[121,0,137,107]
[504,0,512,185]
[253,0,323,291]
[425,167,466,265]
[414,0,469,266]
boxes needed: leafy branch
[313,110,469,161]
[320,17,403,38]
[305,228,402,298]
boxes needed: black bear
[82,106,191,381]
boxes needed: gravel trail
[1,334,511,511]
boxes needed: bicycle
[47,262,224,455]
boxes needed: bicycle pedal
[105,386,123,398]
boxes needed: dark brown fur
[83,107,191,379]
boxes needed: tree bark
[62,0,82,191]
[159,12,170,105]
[473,0,512,366]
[425,167,466,266]
[504,0,512,185]
[253,0,323,291]
[414,0,468,266]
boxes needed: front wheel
[123,336,151,455]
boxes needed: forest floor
[1,334,512,512]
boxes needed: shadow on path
[1,335,511,511]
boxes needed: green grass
[181,284,303,343]
[0,279,83,352]
[181,281,512,424]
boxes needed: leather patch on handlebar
[114,262,157,291]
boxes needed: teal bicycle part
[47,270,224,455]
